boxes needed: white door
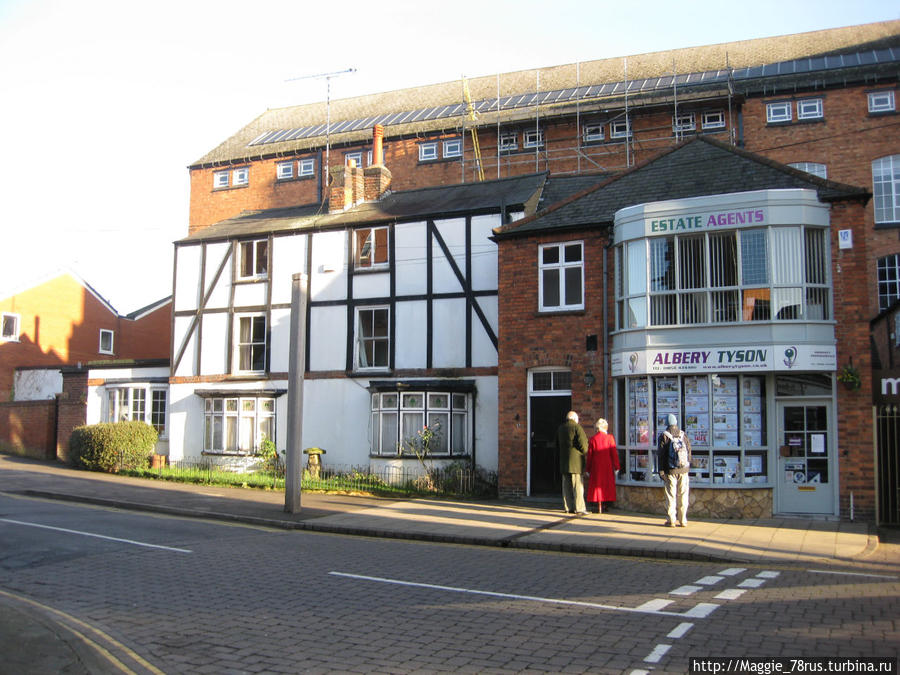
[776,401,834,514]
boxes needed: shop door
[776,401,834,515]
[529,395,570,496]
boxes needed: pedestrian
[556,410,589,515]
[586,418,619,514]
[658,413,692,527]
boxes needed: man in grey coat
[556,410,589,515]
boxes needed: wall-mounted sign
[838,229,853,249]
[611,344,837,376]
[645,208,768,236]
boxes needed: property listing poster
[741,376,764,446]
[655,377,680,437]
[628,378,650,445]
[683,376,709,447]
[712,376,739,447]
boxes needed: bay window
[370,389,469,456]
[203,396,274,454]
[105,386,167,437]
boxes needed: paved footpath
[1,453,897,673]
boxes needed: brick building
[177,20,900,520]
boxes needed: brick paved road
[1,495,897,674]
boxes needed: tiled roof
[191,20,900,167]
[180,173,547,243]
[491,137,869,238]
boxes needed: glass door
[776,401,834,514]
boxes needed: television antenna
[285,68,356,190]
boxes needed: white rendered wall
[13,369,61,400]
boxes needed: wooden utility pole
[284,273,308,513]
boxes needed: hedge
[69,421,158,473]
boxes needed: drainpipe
[603,240,609,420]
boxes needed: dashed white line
[667,622,694,639]
[757,570,781,579]
[635,598,674,612]
[0,518,192,553]
[738,578,766,588]
[644,644,671,663]
[670,584,703,595]
[719,567,748,576]
[714,588,747,600]
[807,569,898,580]
[683,602,720,618]
[695,575,725,585]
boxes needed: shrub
[70,421,158,473]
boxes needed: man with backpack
[658,413,692,527]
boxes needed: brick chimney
[329,126,392,212]
[364,124,392,201]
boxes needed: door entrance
[529,395,570,496]
[776,401,834,514]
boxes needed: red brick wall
[56,370,88,463]
[119,301,171,360]
[497,228,612,495]
[0,399,56,459]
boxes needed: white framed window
[298,158,315,176]
[797,98,823,120]
[702,110,726,130]
[232,167,249,186]
[276,161,293,180]
[539,241,584,312]
[234,314,267,373]
[418,142,438,161]
[238,239,268,279]
[355,306,389,370]
[766,101,792,123]
[105,386,167,438]
[873,155,900,224]
[354,226,389,269]
[499,132,518,152]
[151,390,167,436]
[370,389,469,456]
[868,91,896,114]
[583,123,605,143]
[1,313,19,341]
[877,254,900,311]
[672,113,696,133]
[345,151,363,168]
[213,171,230,189]
[610,119,632,139]
[99,329,114,354]
[788,162,827,179]
[443,138,462,158]
[204,396,274,454]
[523,129,544,148]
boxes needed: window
[523,129,544,148]
[235,314,266,373]
[356,307,389,370]
[788,162,827,179]
[617,225,830,328]
[539,242,584,311]
[766,101,792,123]
[868,91,896,114]
[797,98,823,120]
[873,155,900,224]
[878,254,900,311]
[276,161,293,180]
[418,142,438,161]
[213,171,230,189]
[1,313,19,341]
[99,329,114,354]
[204,396,274,454]
[702,110,726,130]
[610,119,631,139]
[443,138,462,158]
[371,389,469,456]
[354,227,389,269]
[238,239,268,279]
[672,113,696,133]
[105,387,167,437]
[232,167,249,186]
[298,158,315,176]
[345,151,363,167]
[499,132,518,152]
[583,124,605,143]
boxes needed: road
[1,493,897,674]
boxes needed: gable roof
[0,268,119,316]
[192,20,900,168]
[180,173,547,243]
[491,136,870,239]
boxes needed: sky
[0,0,898,313]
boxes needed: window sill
[370,453,471,460]
[275,175,316,184]
[353,265,390,274]
[536,308,585,317]
[417,157,461,166]
[234,276,268,285]
[212,185,249,192]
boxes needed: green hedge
[70,421,158,473]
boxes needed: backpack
[664,430,689,469]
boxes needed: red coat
[586,431,619,502]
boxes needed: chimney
[364,125,392,202]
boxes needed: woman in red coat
[586,418,619,513]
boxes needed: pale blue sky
[0,0,897,311]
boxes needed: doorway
[528,369,572,496]
[776,400,834,514]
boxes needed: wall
[56,369,88,463]
[0,399,56,459]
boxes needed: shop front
[611,189,840,518]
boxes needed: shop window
[203,396,274,454]
[354,227,389,270]
[1,313,19,341]
[234,314,266,373]
[868,91,896,114]
[355,306,389,370]
[877,254,900,311]
[539,242,584,312]
[370,389,469,456]
[873,155,900,224]
[238,239,268,280]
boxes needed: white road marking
[644,644,671,663]
[738,578,766,588]
[635,598,674,611]
[683,602,719,618]
[757,570,780,578]
[695,575,725,585]
[629,670,651,675]
[670,584,703,595]
[330,572,714,617]
[807,569,898,580]
[714,588,747,600]
[667,622,694,639]
[0,518,192,553]
[719,567,747,576]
